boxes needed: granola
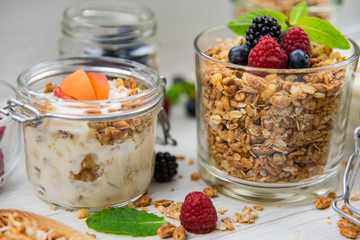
[200,38,346,183]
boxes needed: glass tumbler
[0,80,21,187]
[59,0,159,70]
[195,26,360,203]
[11,57,163,209]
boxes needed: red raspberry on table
[280,27,311,56]
[180,191,217,234]
[248,35,288,69]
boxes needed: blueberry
[289,50,310,69]
[228,45,251,65]
[173,75,185,84]
[186,98,196,117]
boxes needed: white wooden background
[1,0,360,239]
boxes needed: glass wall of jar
[0,80,21,188]
[59,0,159,71]
[231,0,342,25]
[194,26,360,203]
[15,57,163,209]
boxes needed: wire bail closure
[332,127,360,225]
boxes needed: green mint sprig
[86,207,169,237]
[227,1,350,49]
[166,81,195,105]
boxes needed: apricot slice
[59,69,97,100]
[54,87,75,100]
[87,72,109,100]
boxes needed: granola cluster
[200,38,346,183]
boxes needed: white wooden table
[1,1,360,239]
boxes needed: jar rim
[62,0,156,42]
[16,57,163,120]
[194,25,360,74]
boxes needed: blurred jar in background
[59,0,159,71]
[231,0,342,25]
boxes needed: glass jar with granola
[231,0,342,24]
[195,20,359,203]
[14,57,163,209]
[59,0,159,70]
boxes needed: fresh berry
[248,35,288,69]
[163,95,170,115]
[186,98,196,117]
[228,45,251,65]
[180,191,218,234]
[0,149,3,177]
[0,126,5,141]
[246,16,281,48]
[153,152,178,182]
[289,50,310,69]
[280,27,311,56]
[173,75,185,84]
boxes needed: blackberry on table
[153,152,178,182]
[246,16,281,48]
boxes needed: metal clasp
[157,76,177,146]
[332,127,360,225]
[0,99,43,125]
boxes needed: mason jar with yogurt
[3,57,167,209]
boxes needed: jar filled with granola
[59,0,159,70]
[232,0,342,24]
[195,25,360,203]
[10,57,163,209]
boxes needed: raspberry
[280,27,311,56]
[246,16,281,48]
[180,191,217,234]
[248,35,288,69]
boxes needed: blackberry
[246,16,281,48]
[153,152,178,182]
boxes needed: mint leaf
[86,207,168,237]
[289,1,308,26]
[166,81,195,105]
[228,9,289,37]
[297,17,350,49]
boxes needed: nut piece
[314,197,332,209]
[341,205,353,218]
[153,200,174,208]
[173,225,186,240]
[351,196,360,202]
[327,192,337,199]
[338,219,360,232]
[135,195,152,207]
[74,208,90,219]
[253,205,263,211]
[190,173,200,181]
[203,187,217,198]
[340,228,358,239]
[157,224,176,238]
[233,206,257,224]
[221,217,235,231]
[127,202,136,209]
